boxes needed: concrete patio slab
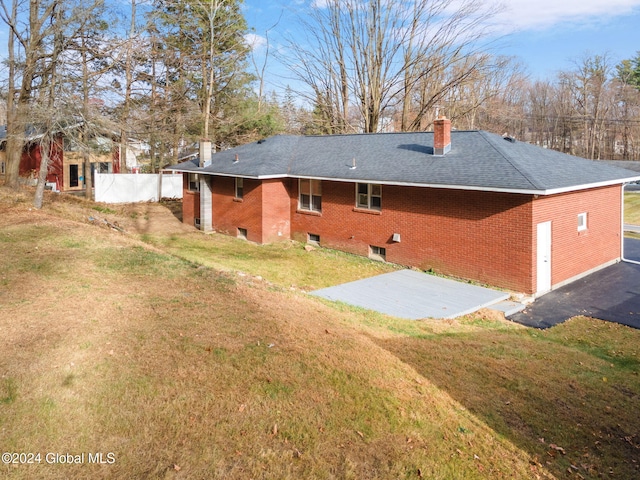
[309,269,510,320]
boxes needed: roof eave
[165,166,284,181]
[292,175,640,195]
[541,176,640,195]
[167,169,640,195]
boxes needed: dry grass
[1,187,639,479]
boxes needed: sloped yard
[1,189,639,479]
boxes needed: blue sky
[242,0,640,90]
[1,0,638,96]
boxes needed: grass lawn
[625,191,640,224]
[1,188,639,479]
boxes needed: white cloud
[493,0,640,32]
[245,33,267,51]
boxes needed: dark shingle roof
[166,131,640,194]
[596,160,640,173]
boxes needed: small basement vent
[237,227,248,240]
[194,218,201,228]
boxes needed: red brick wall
[261,179,292,243]
[211,176,263,242]
[291,180,535,292]
[183,175,292,243]
[182,175,200,228]
[532,185,622,289]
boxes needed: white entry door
[536,221,552,294]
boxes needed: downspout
[621,182,640,266]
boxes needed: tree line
[1,0,639,206]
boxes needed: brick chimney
[433,115,451,156]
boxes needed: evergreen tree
[617,52,640,89]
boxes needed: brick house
[167,118,640,295]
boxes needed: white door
[536,221,552,294]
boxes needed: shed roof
[166,130,640,195]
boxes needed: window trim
[577,212,587,232]
[298,179,322,213]
[356,183,382,211]
[235,177,244,199]
[187,173,200,192]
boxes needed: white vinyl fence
[95,172,183,204]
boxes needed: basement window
[577,212,587,232]
[357,183,382,211]
[369,245,386,262]
[237,228,248,240]
[188,173,200,192]
[308,233,320,245]
[299,179,322,213]
[235,177,244,199]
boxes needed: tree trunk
[33,140,50,209]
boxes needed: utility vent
[194,218,201,228]
[503,136,516,143]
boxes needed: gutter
[166,168,640,197]
[621,182,640,266]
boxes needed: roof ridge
[301,129,481,140]
[478,131,543,190]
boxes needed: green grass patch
[142,233,399,289]
[625,191,640,224]
[0,378,18,404]
[93,245,191,277]
[92,205,117,215]
[376,317,640,479]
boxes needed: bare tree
[564,54,612,159]
[0,0,61,188]
[284,0,500,134]
[1,0,109,195]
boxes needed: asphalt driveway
[508,238,640,329]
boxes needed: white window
[188,173,200,192]
[235,177,244,199]
[369,245,386,262]
[299,179,322,212]
[357,183,381,211]
[577,212,587,232]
